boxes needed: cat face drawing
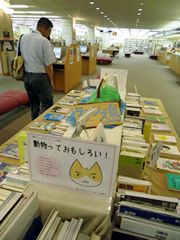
[69,160,103,187]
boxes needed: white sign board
[100,68,128,91]
[150,141,162,167]
[27,132,119,199]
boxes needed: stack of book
[0,191,41,240]
[120,116,150,179]
[37,209,85,240]
[125,92,142,117]
[50,124,70,137]
[112,191,180,239]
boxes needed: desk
[81,45,97,75]
[102,49,119,57]
[169,53,180,75]
[156,50,171,66]
[53,46,82,93]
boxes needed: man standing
[18,17,56,120]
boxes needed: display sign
[27,132,119,199]
[74,101,122,128]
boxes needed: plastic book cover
[166,173,180,192]
[154,134,177,143]
[0,162,18,183]
[29,121,55,131]
[146,116,165,123]
[151,124,171,132]
[0,143,19,159]
[51,106,71,114]
[144,109,162,115]
[43,113,64,122]
[157,158,180,173]
[143,101,158,106]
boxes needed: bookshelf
[53,45,82,93]
[124,39,155,53]
[81,45,97,75]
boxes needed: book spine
[117,182,149,193]
[6,175,29,185]
[118,205,180,227]
[123,195,177,211]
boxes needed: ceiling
[9,0,180,37]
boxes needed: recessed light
[96,7,100,10]
[138,9,142,11]
[90,2,94,4]
[104,15,107,17]
[140,3,143,5]
[107,18,110,20]
[101,12,104,14]
[138,13,141,15]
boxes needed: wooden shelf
[81,45,97,75]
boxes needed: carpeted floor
[0,52,180,145]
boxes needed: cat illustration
[69,160,103,187]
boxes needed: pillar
[87,27,94,45]
[61,18,76,46]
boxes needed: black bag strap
[18,34,24,56]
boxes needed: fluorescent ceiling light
[12,15,41,17]
[45,16,59,18]
[10,5,29,8]
[26,11,46,14]
[13,11,26,13]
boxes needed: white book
[44,216,61,240]
[37,209,59,240]
[120,215,180,239]
[157,157,180,173]
[122,139,149,149]
[52,221,64,240]
[144,105,159,110]
[57,220,70,240]
[122,136,145,142]
[154,134,177,143]
[121,145,148,154]
[71,218,84,240]
[143,109,162,115]
[151,124,171,132]
[152,143,180,157]
[77,233,90,240]
[64,218,79,240]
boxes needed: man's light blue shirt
[19,30,56,73]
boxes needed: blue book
[118,201,180,227]
[166,173,180,192]
[43,113,64,122]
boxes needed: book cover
[29,121,55,131]
[154,134,177,143]
[51,106,71,114]
[122,191,178,211]
[58,99,77,106]
[151,124,171,132]
[144,105,159,110]
[119,214,180,239]
[166,173,180,192]
[119,152,146,179]
[65,95,80,100]
[125,116,145,133]
[69,90,84,96]
[89,122,107,142]
[117,178,152,193]
[0,162,18,183]
[157,158,180,173]
[17,131,27,165]
[126,107,141,117]
[152,143,180,157]
[146,116,165,123]
[143,101,158,106]
[144,109,162,115]
[0,143,19,159]
[118,201,180,227]
[43,113,64,122]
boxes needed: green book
[166,173,180,192]
[146,116,165,123]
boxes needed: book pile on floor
[0,191,41,239]
[112,190,180,240]
[125,92,142,117]
[120,115,150,179]
[36,208,91,240]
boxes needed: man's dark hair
[37,17,53,29]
